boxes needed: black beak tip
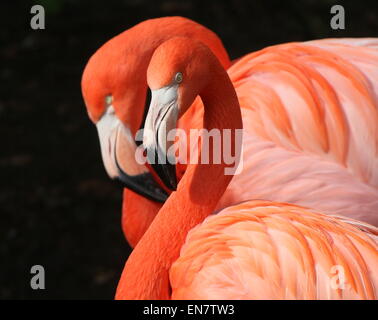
[145,146,178,191]
[151,162,177,192]
[115,171,168,203]
[113,147,168,203]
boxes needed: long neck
[122,189,162,248]
[115,63,242,299]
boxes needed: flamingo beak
[96,105,168,203]
[143,85,179,191]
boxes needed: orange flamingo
[115,37,378,299]
[81,17,231,247]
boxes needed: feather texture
[171,201,378,299]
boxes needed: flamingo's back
[170,201,378,300]
[230,38,378,188]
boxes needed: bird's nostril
[108,137,112,155]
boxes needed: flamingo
[81,17,231,247]
[115,37,378,300]
[157,37,378,226]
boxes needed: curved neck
[115,18,231,134]
[116,59,242,300]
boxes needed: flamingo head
[144,37,215,190]
[81,34,168,202]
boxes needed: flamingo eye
[174,72,183,84]
[105,95,113,107]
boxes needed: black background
[1,0,377,299]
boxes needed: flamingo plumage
[115,37,378,300]
[171,201,378,300]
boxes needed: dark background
[1,0,377,299]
